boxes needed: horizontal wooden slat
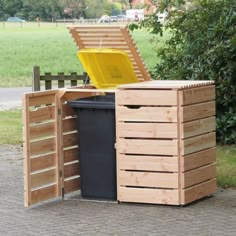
[64,162,80,178]
[182,117,216,138]
[181,178,216,205]
[31,184,57,205]
[116,90,178,106]
[181,101,215,122]
[182,148,216,172]
[117,139,178,155]
[30,122,55,139]
[30,137,56,156]
[118,187,179,205]
[180,85,215,105]
[64,148,79,163]
[182,163,216,188]
[30,153,56,172]
[63,133,78,148]
[28,94,56,107]
[31,169,56,189]
[63,117,77,133]
[119,171,179,188]
[118,155,178,172]
[117,106,178,122]
[183,132,216,155]
[117,123,178,139]
[29,106,55,123]
[64,177,80,194]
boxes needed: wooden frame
[116,81,216,205]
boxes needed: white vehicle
[97,15,111,23]
[126,9,144,21]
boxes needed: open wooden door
[23,90,80,207]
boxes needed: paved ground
[0,144,236,236]
[0,87,32,110]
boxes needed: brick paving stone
[0,144,236,236]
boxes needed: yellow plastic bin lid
[78,48,138,89]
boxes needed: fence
[32,66,89,91]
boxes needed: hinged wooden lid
[118,80,215,90]
[67,25,151,82]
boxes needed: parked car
[97,15,111,23]
[7,17,26,22]
[110,16,117,22]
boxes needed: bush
[143,0,236,144]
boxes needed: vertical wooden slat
[58,72,65,88]
[45,73,52,90]
[32,66,40,91]
[23,94,31,207]
[55,92,62,197]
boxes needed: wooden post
[32,66,41,91]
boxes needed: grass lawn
[0,22,166,87]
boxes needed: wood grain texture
[181,178,216,205]
[117,106,178,122]
[116,89,178,106]
[117,122,178,139]
[118,155,179,172]
[118,187,179,205]
[182,163,216,188]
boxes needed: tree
[142,0,236,144]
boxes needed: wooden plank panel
[182,163,216,188]
[63,117,77,133]
[64,177,81,194]
[118,187,179,205]
[30,153,56,172]
[28,94,55,107]
[63,133,78,148]
[117,139,178,155]
[117,123,178,139]
[64,148,79,163]
[183,132,216,155]
[31,169,56,189]
[118,155,178,172]
[119,171,179,188]
[180,86,215,105]
[181,101,215,122]
[64,162,80,178]
[31,185,57,205]
[181,178,216,205]
[29,106,55,123]
[30,137,56,156]
[62,103,76,117]
[182,117,216,139]
[182,148,216,172]
[116,90,178,106]
[30,122,55,139]
[117,106,178,122]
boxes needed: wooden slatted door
[23,90,80,207]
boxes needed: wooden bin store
[23,80,216,207]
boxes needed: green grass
[216,146,236,188]
[0,22,168,87]
[0,109,22,144]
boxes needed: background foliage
[142,0,236,144]
[0,0,130,21]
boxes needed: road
[0,87,32,110]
